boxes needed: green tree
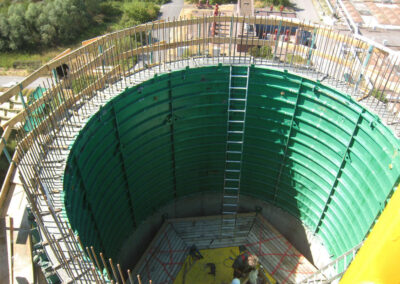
[0,14,9,51]
[39,24,57,46]
[119,1,160,28]
[259,45,273,59]
[7,4,32,50]
[45,0,88,43]
[99,1,123,22]
[25,3,43,47]
[72,0,100,17]
[120,1,160,27]
[249,45,273,59]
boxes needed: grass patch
[0,48,66,70]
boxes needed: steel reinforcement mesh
[63,65,400,265]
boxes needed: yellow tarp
[173,246,276,284]
[341,185,400,284]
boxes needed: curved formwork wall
[63,65,400,265]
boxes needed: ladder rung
[222,228,235,232]
[224,204,238,207]
[222,221,236,226]
[224,195,239,202]
[227,150,242,154]
[224,186,239,190]
[228,130,244,134]
[222,227,235,230]
[225,169,240,172]
[229,98,246,101]
[222,228,235,231]
[230,87,247,90]
[224,195,239,199]
[225,178,240,181]
[228,120,244,123]
[231,75,248,78]
[228,109,245,112]
[223,211,237,214]
[227,140,243,144]
[226,160,240,163]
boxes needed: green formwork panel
[64,65,400,264]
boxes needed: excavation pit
[62,65,400,281]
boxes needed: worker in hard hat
[231,278,241,284]
[232,252,259,284]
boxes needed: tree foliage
[0,0,98,51]
[119,2,160,28]
[0,0,162,52]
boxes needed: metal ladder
[221,65,250,237]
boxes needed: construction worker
[232,252,259,283]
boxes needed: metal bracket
[273,79,303,202]
[314,110,364,234]
[112,103,137,228]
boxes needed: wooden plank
[0,152,18,218]
[50,49,72,62]
[0,66,50,105]
[81,37,103,47]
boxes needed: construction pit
[60,65,400,283]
